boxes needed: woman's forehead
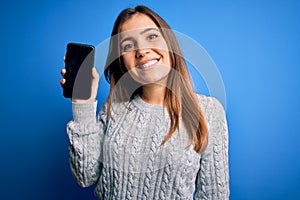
[120,13,158,33]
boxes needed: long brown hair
[104,5,208,153]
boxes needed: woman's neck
[140,84,166,106]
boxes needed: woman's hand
[60,66,99,103]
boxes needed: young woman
[60,5,229,199]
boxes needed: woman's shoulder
[195,93,225,116]
[98,98,133,121]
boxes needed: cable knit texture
[67,94,229,199]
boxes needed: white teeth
[137,60,158,69]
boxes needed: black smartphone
[63,43,95,99]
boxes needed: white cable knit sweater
[66,94,229,199]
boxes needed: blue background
[1,0,300,199]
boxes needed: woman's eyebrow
[139,27,159,35]
[120,36,134,45]
[120,27,159,44]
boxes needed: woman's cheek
[122,54,135,71]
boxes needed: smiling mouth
[137,59,159,69]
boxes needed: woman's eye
[122,43,135,52]
[147,34,158,40]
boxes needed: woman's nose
[135,47,150,58]
[135,38,151,58]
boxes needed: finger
[61,69,66,76]
[64,56,66,62]
[92,67,99,79]
[60,79,66,87]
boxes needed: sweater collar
[131,94,167,114]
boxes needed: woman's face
[119,13,171,85]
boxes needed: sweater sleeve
[194,97,230,199]
[66,101,107,188]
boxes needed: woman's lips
[137,59,159,69]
